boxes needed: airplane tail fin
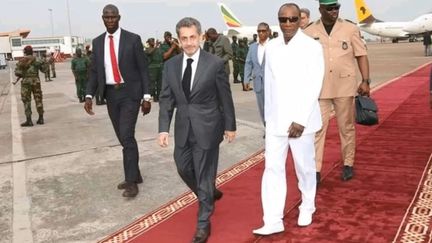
[354,0,380,24]
[217,3,242,28]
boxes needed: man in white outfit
[253,3,324,236]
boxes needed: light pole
[66,0,72,37]
[48,8,54,36]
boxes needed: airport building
[0,29,87,59]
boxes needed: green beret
[319,0,339,5]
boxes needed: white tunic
[264,30,325,136]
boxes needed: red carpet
[99,63,432,243]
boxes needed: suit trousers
[105,85,142,182]
[255,90,265,125]
[174,126,219,230]
[315,97,356,172]
[262,133,317,227]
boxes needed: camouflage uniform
[14,55,47,125]
[71,55,90,102]
[42,55,52,81]
[145,46,163,101]
[49,55,56,78]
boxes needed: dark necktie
[182,58,194,100]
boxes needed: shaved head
[103,4,119,15]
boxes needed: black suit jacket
[86,29,150,100]
[159,50,236,150]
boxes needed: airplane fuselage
[359,22,409,38]
[222,26,281,40]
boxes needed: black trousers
[105,85,142,182]
[174,126,219,230]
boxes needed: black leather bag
[355,96,379,126]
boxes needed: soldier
[236,39,250,91]
[145,38,163,101]
[249,33,258,45]
[14,45,47,126]
[42,53,52,82]
[203,31,214,53]
[304,0,370,184]
[231,35,240,83]
[85,45,106,105]
[72,48,90,102]
[160,31,181,62]
[206,28,233,76]
[49,52,56,78]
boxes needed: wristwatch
[362,79,371,85]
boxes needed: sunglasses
[278,16,299,23]
[325,5,341,11]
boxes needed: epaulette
[344,19,356,25]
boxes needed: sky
[0,0,430,41]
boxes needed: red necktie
[108,35,121,84]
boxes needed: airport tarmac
[0,41,431,243]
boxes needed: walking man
[158,17,236,243]
[253,3,324,235]
[304,0,370,183]
[84,4,151,197]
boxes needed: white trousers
[261,133,317,226]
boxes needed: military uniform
[49,55,56,78]
[210,34,233,75]
[43,55,52,81]
[236,41,248,86]
[14,55,47,126]
[71,55,90,102]
[304,18,368,172]
[231,39,239,83]
[145,46,163,101]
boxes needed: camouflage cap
[318,0,339,5]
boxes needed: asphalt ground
[0,41,431,243]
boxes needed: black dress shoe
[118,176,143,190]
[192,227,210,243]
[214,189,223,201]
[316,172,321,187]
[342,166,354,181]
[122,183,138,197]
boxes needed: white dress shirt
[104,28,124,85]
[182,48,200,90]
[257,39,269,65]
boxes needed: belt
[106,83,126,90]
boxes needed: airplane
[217,2,280,40]
[354,0,432,42]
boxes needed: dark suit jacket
[159,50,236,149]
[86,29,149,100]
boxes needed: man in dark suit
[84,4,151,198]
[158,17,236,243]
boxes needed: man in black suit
[158,17,236,243]
[84,4,151,198]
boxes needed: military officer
[236,39,249,91]
[72,48,90,102]
[145,38,163,101]
[231,35,240,83]
[160,31,181,62]
[304,0,371,183]
[42,53,52,82]
[14,45,47,126]
[49,53,56,78]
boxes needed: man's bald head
[103,4,119,15]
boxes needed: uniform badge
[342,41,348,50]
[314,37,320,41]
